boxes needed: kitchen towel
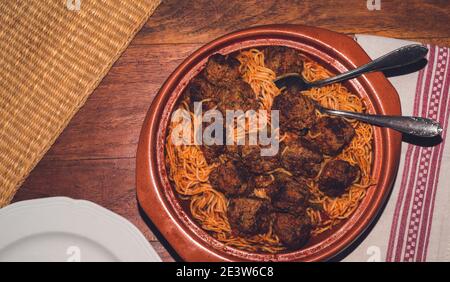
[345,35,450,262]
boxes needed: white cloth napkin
[343,35,450,262]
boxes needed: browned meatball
[240,144,280,174]
[217,80,258,115]
[280,138,323,178]
[263,46,304,77]
[203,53,241,87]
[306,117,355,156]
[273,177,310,215]
[248,174,281,199]
[273,213,311,249]
[200,145,224,164]
[272,89,317,134]
[185,76,218,108]
[318,160,360,197]
[221,142,239,160]
[209,160,250,196]
[227,197,271,235]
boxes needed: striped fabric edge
[386,45,450,261]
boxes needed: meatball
[222,142,240,160]
[209,160,250,196]
[306,117,355,156]
[240,144,280,174]
[185,76,217,107]
[217,80,258,115]
[200,145,224,164]
[263,46,304,77]
[249,174,281,199]
[280,138,323,178]
[203,53,241,87]
[318,160,360,197]
[272,89,317,134]
[227,197,271,235]
[273,177,310,215]
[273,213,311,249]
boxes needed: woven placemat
[0,0,161,207]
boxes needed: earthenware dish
[136,25,402,261]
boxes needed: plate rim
[0,197,161,262]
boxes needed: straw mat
[0,0,161,206]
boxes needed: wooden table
[12,0,450,261]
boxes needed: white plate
[0,197,161,262]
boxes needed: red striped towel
[345,35,450,262]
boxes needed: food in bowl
[165,46,374,253]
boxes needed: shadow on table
[330,172,396,262]
[138,203,183,262]
[402,133,443,147]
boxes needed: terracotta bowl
[136,25,402,261]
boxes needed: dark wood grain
[12,0,450,262]
[137,0,450,46]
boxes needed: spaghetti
[165,48,374,252]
